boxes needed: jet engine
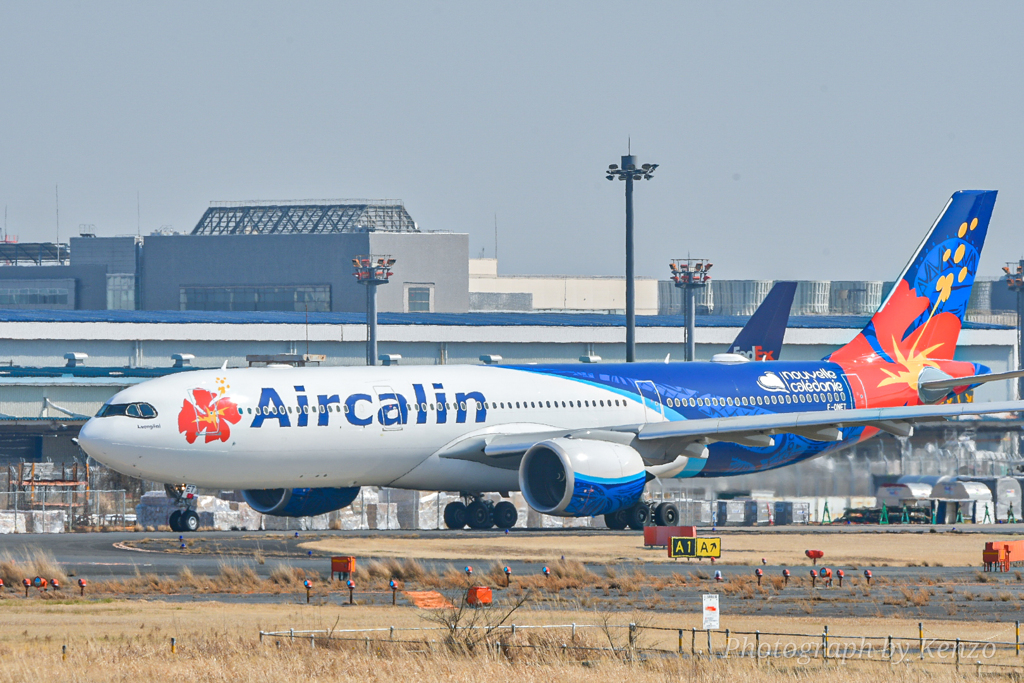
[519,438,647,517]
[241,486,360,518]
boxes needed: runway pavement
[2,525,1020,581]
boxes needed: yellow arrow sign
[669,536,721,559]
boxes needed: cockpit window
[96,402,158,419]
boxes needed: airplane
[725,280,797,360]
[78,190,1024,533]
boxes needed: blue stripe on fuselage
[508,360,859,477]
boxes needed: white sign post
[702,593,720,630]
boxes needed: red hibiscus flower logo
[177,386,241,444]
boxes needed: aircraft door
[374,386,406,431]
[842,373,868,409]
[634,380,664,422]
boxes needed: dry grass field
[303,529,990,567]
[0,598,1018,682]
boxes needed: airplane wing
[439,400,1024,468]
[635,400,1024,443]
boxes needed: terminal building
[1,200,468,315]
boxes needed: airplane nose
[76,418,106,460]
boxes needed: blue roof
[0,366,195,379]
[0,309,1010,330]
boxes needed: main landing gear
[444,495,518,530]
[603,501,679,530]
[165,484,200,533]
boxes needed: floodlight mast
[606,155,658,362]
[670,258,713,361]
[352,255,396,365]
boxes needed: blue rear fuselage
[519,360,864,477]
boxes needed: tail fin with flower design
[827,190,997,406]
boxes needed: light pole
[1003,260,1024,400]
[352,255,395,366]
[670,258,713,361]
[607,154,657,362]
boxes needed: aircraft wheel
[465,501,492,529]
[492,501,518,529]
[654,502,679,526]
[626,502,650,531]
[168,510,183,532]
[604,509,630,530]
[443,501,468,529]
[182,510,200,532]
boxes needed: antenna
[137,190,141,237]
[628,137,631,155]
[494,213,498,262]
[54,185,60,260]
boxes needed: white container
[712,280,773,316]
[830,281,883,315]
[794,281,831,315]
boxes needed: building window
[406,285,433,313]
[0,287,69,307]
[107,274,135,310]
[179,285,330,312]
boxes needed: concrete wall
[140,233,367,312]
[469,259,658,314]
[139,232,469,313]
[370,232,469,313]
[0,266,108,310]
[70,236,139,274]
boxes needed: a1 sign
[669,536,722,559]
[702,593,720,630]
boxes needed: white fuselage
[77,365,661,491]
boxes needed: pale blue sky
[1,1,1023,281]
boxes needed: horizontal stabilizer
[920,369,1024,392]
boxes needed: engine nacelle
[519,438,647,517]
[241,486,360,518]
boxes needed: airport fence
[259,621,1024,671]
[0,490,129,532]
